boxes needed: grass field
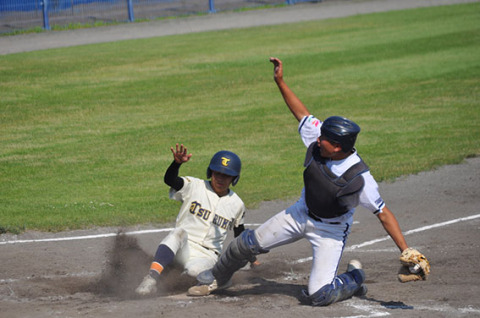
[1,3,479,233]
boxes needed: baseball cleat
[347,259,362,272]
[187,279,232,296]
[135,275,157,296]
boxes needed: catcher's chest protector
[303,142,369,219]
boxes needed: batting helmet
[206,150,241,186]
[321,116,360,153]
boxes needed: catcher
[187,57,430,305]
[135,143,256,296]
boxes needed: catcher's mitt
[398,247,430,283]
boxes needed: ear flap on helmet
[207,167,212,179]
[232,176,240,186]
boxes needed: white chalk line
[0,223,264,245]
[347,213,480,250]
[1,213,479,247]
[4,213,478,246]
[344,301,391,318]
[346,298,480,317]
[0,228,172,245]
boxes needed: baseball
[409,264,421,274]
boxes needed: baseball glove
[397,247,430,283]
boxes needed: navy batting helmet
[207,150,241,186]
[321,116,361,153]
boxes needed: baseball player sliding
[187,57,430,306]
[136,143,253,296]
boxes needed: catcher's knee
[305,270,365,306]
[222,229,268,262]
[240,229,269,256]
[303,283,337,306]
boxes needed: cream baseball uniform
[161,176,245,277]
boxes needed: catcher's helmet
[207,150,241,186]
[321,116,360,153]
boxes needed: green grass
[1,3,479,232]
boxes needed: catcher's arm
[270,57,311,122]
[376,206,408,252]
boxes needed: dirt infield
[1,157,480,317]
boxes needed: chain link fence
[0,0,316,33]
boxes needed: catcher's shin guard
[308,268,365,306]
[211,229,268,286]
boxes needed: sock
[149,262,164,280]
[149,244,175,280]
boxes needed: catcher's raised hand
[270,57,283,83]
[398,247,431,283]
[171,143,192,164]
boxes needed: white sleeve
[359,172,386,214]
[234,203,246,228]
[169,176,195,202]
[298,115,322,147]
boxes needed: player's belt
[307,211,341,225]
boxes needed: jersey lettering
[198,208,211,220]
[189,201,200,214]
[189,201,233,229]
[212,214,234,230]
[189,201,211,220]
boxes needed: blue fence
[1,0,120,12]
[0,0,310,33]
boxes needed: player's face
[210,171,235,197]
[318,136,343,159]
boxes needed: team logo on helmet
[221,157,231,167]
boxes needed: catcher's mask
[320,116,360,153]
[207,150,241,186]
